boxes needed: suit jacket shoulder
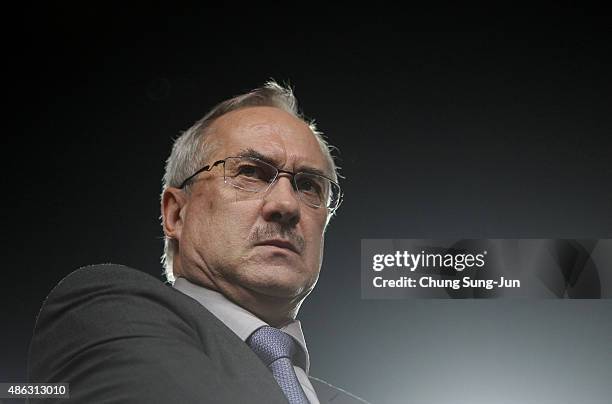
[28,264,288,404]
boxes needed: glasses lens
[295,173,341,210]
[224,157,277,191]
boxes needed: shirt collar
[173,277,310,373]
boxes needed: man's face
[173,106,331,310]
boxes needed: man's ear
[162,188,187,242]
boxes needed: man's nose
[261,175,300,227]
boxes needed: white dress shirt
[173,277,320,404]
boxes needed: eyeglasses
[178,156,343,212]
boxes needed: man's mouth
[255,239,300,254]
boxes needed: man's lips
[254,239,300,254]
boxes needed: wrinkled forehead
[205,107,333,177]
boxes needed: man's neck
[177,273,302,327]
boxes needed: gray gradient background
[4,6,611,404]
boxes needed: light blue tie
[247,326,310,404]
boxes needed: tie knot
[247,326,297,366]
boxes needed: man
[28,82,367,403]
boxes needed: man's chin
[238,270,315,300]
[246,279,308,300]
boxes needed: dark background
[4,5,611,403]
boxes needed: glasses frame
[178,156,343,212]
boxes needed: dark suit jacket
[28,264,367,403]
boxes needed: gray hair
[160,80,340,282]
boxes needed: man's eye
[237,165,262,178]
[300,180,314,190]
[299,178,322,194]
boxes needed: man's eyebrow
[296,166,328,178]
[236,148,273,164]
[236,148,331,179]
